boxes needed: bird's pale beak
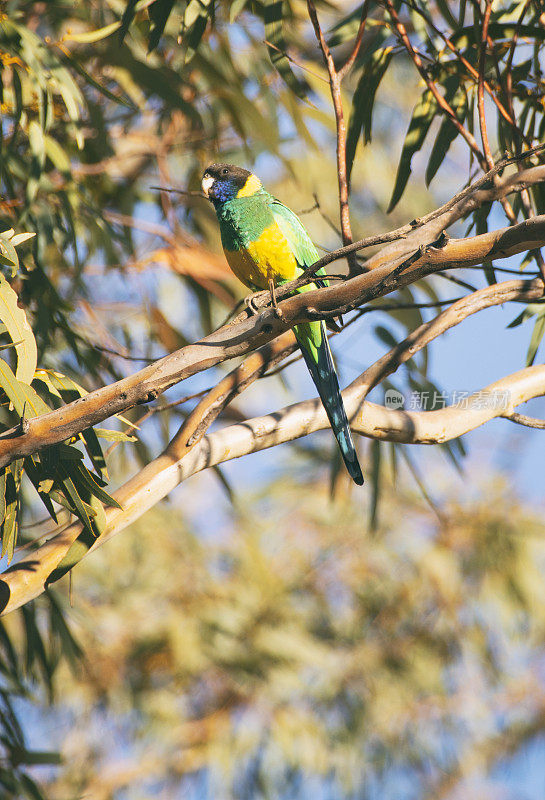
[201,174,214,199]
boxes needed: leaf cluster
[40,475,545,799]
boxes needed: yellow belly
[224,223,298,290]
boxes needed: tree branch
[2,360,544,616]
[306,0,362,274]
[1,279,544,615]
[0,215,544,470]
[382,0,487,169]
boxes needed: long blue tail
[295,320,364,485]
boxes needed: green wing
[269,198,326,280]
[268,197,363,485]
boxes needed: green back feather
[216,192,273,251]
[269,198,363,485]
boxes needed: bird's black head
[201,163,261,203]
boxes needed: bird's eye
[221,168,229,176]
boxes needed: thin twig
[499,0,545,279]
[263,39,329,83]
[150,186,207,199]
[398,0,526,136]
[476,0,516,227]
[306,0,358,274]
[382,0,487,170]
[296,144,545,282]
[504,411,545,429]
[338,0,371,80]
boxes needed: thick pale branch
[166,330,297,459]
[2,362,544,615]
[354,278,545,396]
[0,217,543,469]
[1,278,544,615]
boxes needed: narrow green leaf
[0,470,6,527]
[9,233,35,247]
[45,528,96,587]
[16,750,62,767]
[346,47,393,184]
[0,360,50,418]
[72,463,122,510]
[388,90,437,212]
[148,0,178,52]
[264,0,309,100]
[1,460,23,563]
[369,439,381,531]
[24,456,58,525]
[526,312,545,366]
[425,83,467,186]
[434,0,459,28]
[179,9,209,64]
[94,428,137,443]
[388,442,398,486]
[47,590,84,667]
[81,427,108,481]
[212,465,234,505]
[0,274,37,385]
[0,233,19,275]
[119,0,139,42]
[374,325,398,349]
[507,310,526,329]
[328,2,369,48]
[8,67,23,149]
[58,50,134,108]
[58,467,97,538]
[21,604,51,690]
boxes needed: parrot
[202,163,364,485]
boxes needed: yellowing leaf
[63,21,121,44]
[0,275,37,385]
[9,232,36,247]
[0,360,50,418]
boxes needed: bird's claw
[267,278,284,319]
[244,281,284,319]
[244,290,269,315]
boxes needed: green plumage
[203,164,363,485]
[270,200,364,486]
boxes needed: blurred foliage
[0,587,81,800]
[1,0,542,557]
[0,0,545,555]
[0,0,543,796]
[21,472,545,799]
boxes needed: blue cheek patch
[214,180,237,202]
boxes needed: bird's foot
[244,289,270,315]
[268,278,284,320]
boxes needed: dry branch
[1,278,544,615]
[306,0,361,273]
[2,361,544,616]
[382,0,486,168]
[0,212,543,471]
